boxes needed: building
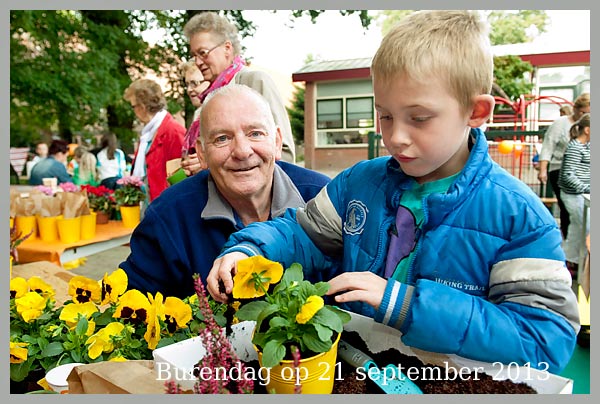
[292,46,590,173]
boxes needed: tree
[10,10,371,150]
[286,85,305,147]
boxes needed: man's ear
[274,126,283,161]
[196,138,207,169]
[468,94,495,128]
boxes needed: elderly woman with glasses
[123,78,186,202]
[183,12,296,165]
[178,60,209,176]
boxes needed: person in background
[119,84,330,298]
[538,93,590,238]
[96,133,127,190]
[183,11,296,164]
[72,146,99,186]
[208,11,579,374]
[558,113,591,277]
[179,59,209,176]
[559,104,574,117]
[29,139,73,185]
[24,141,49,178]
[123,78,186,202]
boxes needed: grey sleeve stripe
[490,258,572,287]
[296,187,343,256]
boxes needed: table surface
[15,220,133,267]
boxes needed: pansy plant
[233,256,351,368]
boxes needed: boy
[207,11,579,373]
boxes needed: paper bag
[67,360,167,394]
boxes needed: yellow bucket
[80,212,97,240]
[15,215,37,241]
[120,205,141,229]
[257,332,341,394]
[57,216,82,244]
[37,215,62,242]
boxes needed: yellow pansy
[164,297,192,334]
[109,355,127,362]
[144,292,164,350]
[15,291,47,323]
[27,276,56,302]
[86,322,125,359]
[68,275,102,304]
[59,302,99,329]
[296,295,324,324]
[101,268,128,305]
[114,289,150,325]
[232,256,283,299]
[10,341,29,363]
[10,277,28,299]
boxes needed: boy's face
[374,74,472,184]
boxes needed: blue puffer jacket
[222,128,579,374]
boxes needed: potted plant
[80,185,115,224]
[10,222,33,277]
[232,256,351,394]
[113,176,146,228]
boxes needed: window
[346,97,374,128]
[316,96,375,146]
[317,99,343,129]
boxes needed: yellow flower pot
[36,215,62,242]
[80,212,97,240]
[15,216,37,242]
[256,332,341,394]
[56,216,82,244]
[120,205,141,229]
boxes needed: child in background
[207,11,579,374]
[558,113,591,276]
[72,146,99,186]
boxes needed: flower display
[80,185,116,215]
[9,268,223,386]
[233,256,351,368]
[114,176,146,207]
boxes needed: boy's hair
[371,10,493,113]
[559,104,573,116]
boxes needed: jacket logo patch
[344,200,368,235]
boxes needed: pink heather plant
[35,185,55,196]
[59,182,79,192]
[187,275,254,394]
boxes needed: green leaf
[313,282,330,296]
[312,307,348,333]
[10,359,35,382]
[41,342,64,357]
[282,264,304,284]
[235,301,270,321]
[261,339,286,368]
[314,323,333,342]
[71,350,82,362]
[75,316,89,336]
[302,327,332,353]
[269,316,290,329]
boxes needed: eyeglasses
[184,80,209,90]
[191,41,225,60]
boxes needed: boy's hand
[181,153,206,176]
[206,252,249,303]
[326,272,386,310]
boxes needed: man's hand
[206,252,249,302]
[326,272,387,310]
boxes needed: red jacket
[133,113,185,202]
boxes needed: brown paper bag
[57,191,90,218]
[39,196,63,217]
[67,360,167,394]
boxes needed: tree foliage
[10,10,370,151]
[286,85,305,146]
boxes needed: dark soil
[240,330,537,394]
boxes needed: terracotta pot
[95,211,110,225]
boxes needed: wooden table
[11,261,76,306]
[15,220,133,267]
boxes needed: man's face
[198,91,282,203]
[374,74,472,184]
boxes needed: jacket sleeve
[376,223,579,374]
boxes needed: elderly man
[119,84,330,297]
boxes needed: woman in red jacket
[124,79,185,202]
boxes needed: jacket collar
[201,163,305,228]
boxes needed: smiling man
[119,84,330,298]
